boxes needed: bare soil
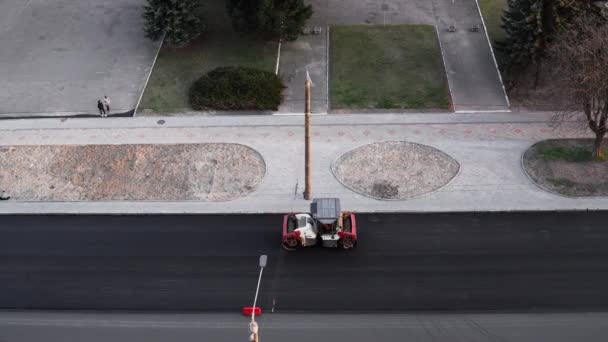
[332,141,460,200]
[505,66,571,112]
[523,139,608,197]
[0,144,265,201]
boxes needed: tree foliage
[547,15,608,159]
[226,0,313,41]
[497,0,588,79]
[143,0,206,47]
[189,66,284,110]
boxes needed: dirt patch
[523,139,608,197]
[332,141,459,200]
[0,144,265,201]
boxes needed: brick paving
[0,112,606,213]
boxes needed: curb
[434,25,455,113]
[473,0,510,108]
[134,32,165,117]
[275,40,282,75]
[0,110,134,120]
[1,205,607,215]
[326,26,331,111]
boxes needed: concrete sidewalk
[0,112,607,214]
[0,0,159,118]
[432,0,509,112]
[2,311,608,342]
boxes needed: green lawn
[139,0,276,113]
[479,0,507,45]
[330,25,450,110]
[539,145,596,163]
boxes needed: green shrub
[189,66,284,111]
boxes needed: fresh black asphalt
[1,212,607,312]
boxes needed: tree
[226,0,313,41]
[498,0,586,85]
[225,0,258,34]
[498,0,540,74]
[143,0,206,47]
[547,15,608,159]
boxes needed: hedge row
[189,66,284,110]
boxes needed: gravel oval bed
[0,143,265,201]
[332,141,460,200]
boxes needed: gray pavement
[0,0,159,117]
[2,311,608,342]
[308,0,436,26]
[0,0,508,117]
[278,34,328,114]
[1,212,608,311]
[0,112,607,214]
[432,0,509,112]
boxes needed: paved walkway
[278,34,328,114]
[0,0,159,117]
[432,0,509,112]
[0,112,607,214]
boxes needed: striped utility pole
[304,71,312,200]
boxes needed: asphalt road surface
[1,212,608,312]
[1,311,608,342]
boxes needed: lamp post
[249,255,267,342]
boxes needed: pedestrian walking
[97,100,106,117]
[103,95,111,114]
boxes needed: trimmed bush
[189,66,284,110]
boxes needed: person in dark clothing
[97,100,106,117]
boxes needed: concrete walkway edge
[134,33,165,117]
[473,0,510,108]
[1,111,607,214]
[0,111,563,131]
[435,25,456,112]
